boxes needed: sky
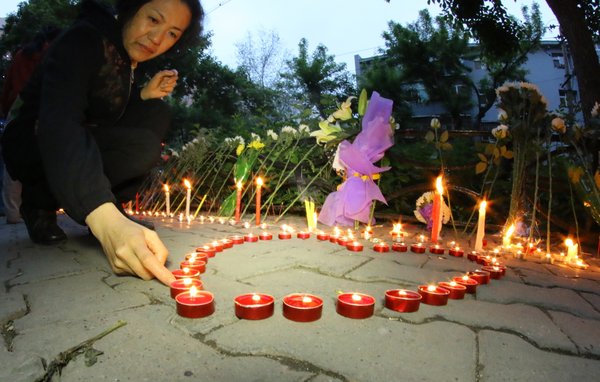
[0,0,558,73]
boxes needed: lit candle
[431,176,444,243]
[316,230,330,241]
[244,233,259,242]
[195,245,216,258]
[164,184,170,216]
[392,242,408,252]
[183,179,192,219]
[448,245,464,257]
[170,277,203,299]
[234,293,275,320]
[373,242,390,253]
[384,289,422,312]
[565,238,578,263]
[474,200,486,252]
[229,235,244,245]
[259,231,273,240]
[336,293,375,319]
[175,286,215,319]
[297,231,311,240]
[235,180,243,223]
[503,224,515,248]
[438,281,466,300]
[172,267,200,280]
[363,226,373,240]
[418,284,450,306]
[255,177,263,226]
[282,293,323,322]
[429,244,445,255]
[180,259,206,274]
[452,275,478,294]
[346,241,364,252]
[391,223,403,242]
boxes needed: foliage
[235,29,287,89]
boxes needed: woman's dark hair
[115,0,204,52]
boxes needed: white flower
[192,138,199,144]
[281,126,297,136]
[251,132,261,141]
[266,129,278,141]
[430,118,441,129]
[233,136,245,145]
[171,150,179,157]
[591,102,600,118]
[332,144,344,172]
[492,124,509,139]
[497,109,508,122]
[298,124,310,134]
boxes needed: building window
[552,53,565,69]
[559,89,577,109]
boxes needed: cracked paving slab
[548,310,600,356]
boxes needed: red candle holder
[316,231,330,241]
[185,252,208,264]
[438,281,467,299]
[476,255,492,266]
[373,242,390,253]
[411,243,426,253]
[418,285,451,306]
[170,278,203,299]
[467,251,479,262]
[259,232,273,240]
[180,259,206,274]
[220,238,234,249]
[452,276,478,294]
[384,289,422,312]
[429,245,445,255]
[195,246,216,258]
[282,293,323,322]
[336,293,375,319]
[234,293,275,320]
[210,241,224,252]
[172,268,200,280]
[337,236,350,246]
[229,235,244,245]
[244,233,259,242]
[175,289,215,318]
[278,231,292,240]
[392,242,408,252]
[297,231,311,240]
[346,241,364,252]
[467,270,491,285]
[481,265,503,279]
[448,247,464,257]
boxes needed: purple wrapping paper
[319,92,394,226]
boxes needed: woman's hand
[86,203,175,285]
[140,69,179,100]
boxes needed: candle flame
[504,224,515,239]
[450,281,457,287]
[189,286,198,297]
[398,290,407,296]
[427,285,437,292]
[419,235,425,243]
[565,238,574,247]
[183,179,191,189]
[256,177,263,187]
[480,200,487,210]
[182,267,190,273]
[236,180,243,190]
[435,176,443,194]
[302,296,313,304]
[252,294,261,302]
[351,293,362,302]
[164,184,169,192]
[183,278,192,286]
[392,223,401,233]
[462,275,469,281]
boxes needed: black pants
[19,97,170,214]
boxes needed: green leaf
[440,130,449,143]
[358,89,368,116]
[425,131,435,143]
[218,191,236,217]
[475,162,487,174]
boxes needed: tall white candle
[474,200,486,251]
[565,238,578,263]
[164,184,171,216]
[184,179,191,219]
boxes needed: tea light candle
[392,242,408,252]
[467,269,491,285]
[220,238,234,249]
[429,244,445,255]
[337,236,350,246]
[411,242,426,253]
[282,293,323,322]
[234,293,275,320]
[170,278,203,299]
[278,231,292,240]
[438,281,466,299]
[448,245,464,257]
[180,259,206,274]
[297,231,310,240]
[482,265,503,279]
[210,241,224,252]
[373,242,390,253]
[185,252,208,264]
[418,284,451,306]
[316,231,330,241]
[467,251,479,262]
[384,289,422,312]
[172,267,200,280]
[244,233,259,242]
[542,253,554,264]
[336,293,375,319]
[229,235,244,245]
[195,245,216,258]
[259,231,273,240]
[175,287,215,318]
[390,223,403,241]
[452,275,478,294]
[346,241,364,252]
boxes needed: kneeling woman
[1,0,203,285]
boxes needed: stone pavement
[1,214,599,382]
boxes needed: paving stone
[209,317,476,382]
[0,347,45,382]
[12,271,149,331]
[345,256,453,285]
[515,267,600,294]
[581,292,600,312]
[0,294,27,323]
[476,279,600,320]
[383,299,576,353]
[548,310,600,356]
[7,246,89,285]
[478,330,600,382]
